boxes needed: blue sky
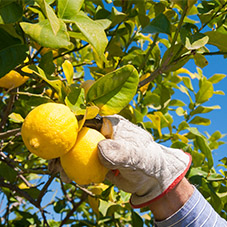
[183,53,227,168]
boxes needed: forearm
[148,178,227,226]
[148,178,194,221]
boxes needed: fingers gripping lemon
[21,103,78,160]
[60,127,108,185]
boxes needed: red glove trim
[130,152,192,209]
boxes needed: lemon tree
[0,0,227,226]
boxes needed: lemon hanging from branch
[21,103,78,160]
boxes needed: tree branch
[0,128,21,139]
[53,43,89,60]
[0,178,38,207]
[199,2,227,32]
[170,4,188,48]
[202,51,227,56]
[37,174,56,205]
[138,5,189,88]
[0,152,32,188]
[59,192,87,227]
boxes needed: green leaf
[65,86,86,115]
[185,33,209,50]
[143,92,161,109]
[23,187,41,200]
[58,0,84,19]
[208,73,226,84]
[161,44,190,72]
[213,90,225,95]
[54,199,66,213]
[195,79,213,104]
[178,121,189,131]
[95,19,111,30]
[35,0,60,35]
[190,105,221,116]
[182,76,194,91]
[189,116,211,126]
[205,31,227,52]
[142,13,171,35]
[131,211,143,227]
[0,44,27,78]
[66,12,108,62]
[99,200,113,216]
[62,60,74,85]
[179,85,193,102]
[110,7,126,27]
[87,65,139,116]
[188,127,213,169]
[193,54,208,68]
[0,27,28,77]
[209,131,223,142]
[0,1,23,24]
[0,24,23,41]
[0,161,17,182]
[20,19,73,49]
[188,167,208,179]
[169,99,186,107]
[9,112,24,123]
[28,65,67,101]
[39,51,55,75]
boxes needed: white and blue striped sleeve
[155,186,227,227]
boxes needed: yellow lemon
[80,80,95,96]
[0,70,29,89]
[60,127,108,185]
[45,89,59,99]
[21,103,78,160]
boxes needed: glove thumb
[98,139,131,170]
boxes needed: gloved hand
[98,115,192,208]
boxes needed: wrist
[148,178,194,221]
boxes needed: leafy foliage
[0,0,227,226]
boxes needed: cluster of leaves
[0,0,227,226]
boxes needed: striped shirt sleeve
[155,186,227,227]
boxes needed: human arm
[98,115,227,226]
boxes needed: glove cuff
[130,152,192,208]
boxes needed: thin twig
[53,43,89,60]
[202,51,227,56]
[59,192,87,227]
[60,180,76,205]
[0,128,21,139]
[0,178,38,207]
[37,174,56,205]
[0,152,32,187]
[199,2,227,32]
[71,182,96,197]
[170,5,188,48]
[138,5,189,88]
[138,67,162,88]
[16,91,51,100]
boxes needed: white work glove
[98,115,191,208]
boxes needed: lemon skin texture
[0,70,29,89]
[60,127,108,185]
[21,103,78,160]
